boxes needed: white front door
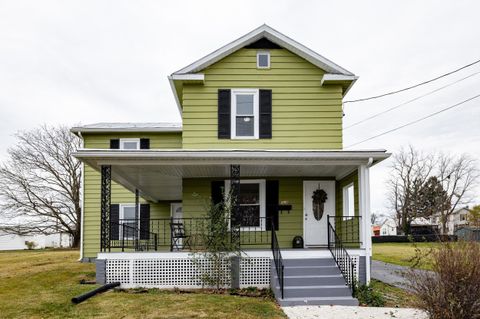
[303,181,336,247]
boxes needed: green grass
[370,279,415,308]
[0,250,285,319]
[372,242,439,270]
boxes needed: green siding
[181,48,344,149]
[183,177,305,249]
[82,132,181,258]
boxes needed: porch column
[100,165,112,252]
[358,164,372,284]
[230,164,241,248]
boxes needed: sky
[0,0,479,216]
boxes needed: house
[72,25,390,306]
[0,231,72,250]
[430,207,470,235]
[380,218,397,236]
[372,225,381,236]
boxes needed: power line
[343,59,480,104]
[344,71,480,130]
[345,94,480,148]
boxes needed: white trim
[169,74,205,82]
[224,179,266,231]
[321,74,358,83]
[173,25,354,76]
[119,138,140,150]
[343,182,355,218]
[256,51,270,69]
[170,203,183,218]
[230,89,259,139]
[168,76,183,115]
[71,123,182,134]
[358,165,371,284]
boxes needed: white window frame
[224,179,266,231]
[343,183,355,220]
[230,89,259,139]
[119,203,139,240]
[256,51,270,69]
[119,138,140,150]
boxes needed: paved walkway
[371,260,433,291]
[282,305,427,319]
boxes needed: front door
[303,181,336,247]
[171,203,183,220]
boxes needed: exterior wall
[82,132,181,259]
[183,177,306,248]
[182,48,344,149]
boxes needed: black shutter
[211,181,225,205]
[140,138,150,149]
[110,139,120,149]
[218,89,231,139]
[266,180,279,231]
[110,204,120,240]
[140,204,150,240]
[259,89,272,139]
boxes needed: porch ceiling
[74,149,390,201]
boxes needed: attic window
[257,51,270,69]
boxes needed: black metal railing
[271,220,285,299]
[109,221,158,252]
[327,216,357,295]
[111,217,273,251]
[327,216,362,246]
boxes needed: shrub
[354,283,386,307]
[406,241,480,319]
[24,241,37,250]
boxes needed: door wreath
[312,189,328,221]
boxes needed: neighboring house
[72,25,390,306]
[430,207,470,235]
[372,218,396,236]
[0,231,72,250]
[410,217,439,235]
[372,225,381,236]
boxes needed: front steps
[272,258,359,306]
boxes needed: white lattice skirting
[105,256,271,289]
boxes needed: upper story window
[257,51,270,69]
[231,89,259,139]
[343,183,355,218]
[120,138,140,150]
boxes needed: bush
[24,241,37,250]
[406,241,480,319]
[354,283,386,307]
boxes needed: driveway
[371,260,433,290]
[282,305,427,319]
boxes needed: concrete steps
[272,258,358,306]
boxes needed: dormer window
[120,138,140,150]
[257,51,270,69]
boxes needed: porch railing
[327,215,357,295]
[327,215,362,246]
[271,219,284,299]
[109,221,158,252]
[112,217,273,251]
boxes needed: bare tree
[387,146,435,235]
[436,153,479,234]
[0,125,81,247]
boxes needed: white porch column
[358,164,372,284]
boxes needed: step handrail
[270,220,285,299]
[327,216,356,296]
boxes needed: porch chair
[170,222,191,251]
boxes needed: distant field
[372,242,439,270]
[0,249,285,319]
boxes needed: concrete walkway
[371,260,433,290]
[282,305,427,319]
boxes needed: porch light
[278,201,292,214]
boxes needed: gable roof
[172,24,354,75]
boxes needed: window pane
[258,54,269,67]
[122,141,138,150]
[347,186,355,216]
[236,95,254,115]
[236,116,254,136]
[239,205,260,227]
[123,206,136,219]
[239,183,260,204]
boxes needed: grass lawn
[370,279,415,308]
[0,250,285,319]
[372,242,439,270]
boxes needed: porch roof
[74,149,390,201]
